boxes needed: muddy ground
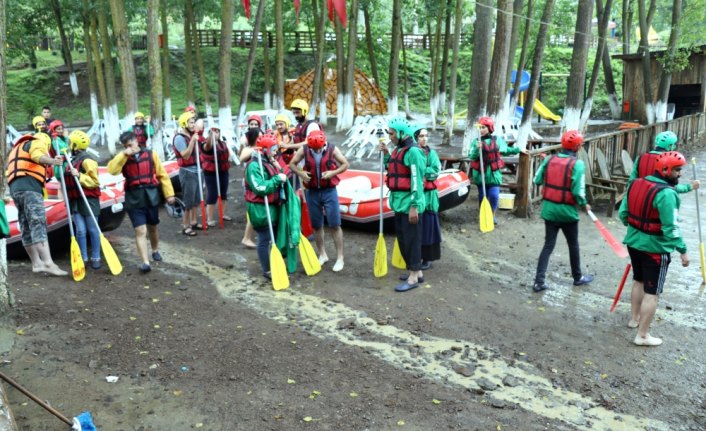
[2,137,706,431]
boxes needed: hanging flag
[333,0,347,28]
[294,0,301,24]
[327,0,334,24]
[242,0,251,19]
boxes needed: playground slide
[533,99,561,122]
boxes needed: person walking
[413,126,442,270]
[173,111,202,236]
[628,131,699,194]
[107,131,175,273]
[201,126,231,226]
[532,130,594,292]
[619,151,689,346]
[289,130,349,272]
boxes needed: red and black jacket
[200,140,231,173]
[133,125,149,147]
[64,152,100,200]
[123,150,159,190]
[386,141,414,191]
[637,152,660,178]
[542,155,577,205]
[293,120,316,144]
[244,160,281,204]
[627,178,669,235]
[173,133,197,167]
[303,144,340,189]
[422,146,437,191]
[470,136,505,172]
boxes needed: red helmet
[247,114,263,128]
[48,120,64,135]
[307,130,326,150]
[184,105,196,113]
[255,133,278,155]
[655,151,686,176]
[561,130,584,151]
[477,116,494,133]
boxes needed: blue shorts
[127,206,160,228]
[305,187,341,229]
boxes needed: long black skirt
[421,211,441,262]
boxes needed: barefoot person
[5,133,68,276]
[238,114,264,248]
[289,130,349,272]
[619,151,689,346]
[108,132,175,273]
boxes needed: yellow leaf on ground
[287,378,296,384]
[173,390,183,396]
[584,360,593,365]
[432,399,441,405]
[15,329,24,336]
[601,373,608,379]
[129,316,137,321]
[303,416,313,422]
[195,423,203,428]
[152,298,159,303]
[397,420,405,426]
[349,392,358,397]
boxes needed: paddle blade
[479,198,495,233]
[70,238,86,281]
[299,234,321,276]
[610,263,632,312]
[373,233,388,277]
[588,211,628,258]
[392,238,406,269]
[100,234,123,275]
[270,246,290,290]
[200,202,208,231]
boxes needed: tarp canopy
[284,67,387,116]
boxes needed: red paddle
[587,210,628,258]
[610,263,632,312]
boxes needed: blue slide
[510,70,531,121]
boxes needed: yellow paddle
[692,158,706,283]
[64,151,122,275]
[297,190,321,276]
[257,151,289,290]
[477,139,495,233]
[56,162,85,281]
[374,146,388,277]
[392,239,406,269]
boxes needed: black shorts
[628,246,671,295]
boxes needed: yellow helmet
[69,130,90,151]
[32,116,47,129]
[135,111,145,119]
[275,114,290,128]
[178,111,195,128]
[33,132,51,151]
[290,99,309,116]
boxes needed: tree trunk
[183,1,196,107]
[262,29,272,110]
[147,0,164,159]
[429,0,445,130]
[466,0,493,122]
[0,0,11,312]
[334,18,345,129]
[622,0,633,55]
[274,0,285,110]
[400,29,412,119]
[81,3,99,122]
[442,0,462,145]
[97,0,119,153]
[189,0,212,118]
[108,0,139,121]
[339,0,358,130]
[486,0,513,123]
[505,0,524,86]
[387,0,402,115]
[637,0,654,123]
[49,0,78,96]
[311,0,327,123]
[509,0,533,114]
[363,5,379,86]
[161,2,172,122]
[438,0,452,114]
[598,0,620,119]
[655,0,681,121]
[562,0,593,130]
[87,6,108,121]
[236,0,266,130]
[579,0,613,131]
[218,0,235,154]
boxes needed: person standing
[468,116,520,224]
[289,130,349,272]
[128,112,155,149]
[48,120,70,180]
[32,116,49,135]
[532,130,594,292]
[5,133,67,276]
[290,99,321,144]
[41,106,55,127]
[379,118,426,292]
[274,113,302,166]
[173,111,201,236]
[413,126,442,270]
[201,126,231,226]
[628,131,699,194]
[107,131,175,273]
[238,114,264,248]
[619,151,689,346]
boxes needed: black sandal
[191,223,204,230]
[182,227,197,236]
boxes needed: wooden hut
[613,47,706,124]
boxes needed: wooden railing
[514,113,706,217]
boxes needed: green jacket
[52,136,70,179]
[629,151,692,194]
[245,156,285,229]
[422,147,441,213]
[384,138,427,214]
[468,135,519,186]
[534,152,588,223]
[619,175,687,255]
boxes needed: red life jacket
[422,146,437,191]
[627,178,669,235]
[133,125,149,147]
[637,152,660,178]
[542,155,577,205]
[244,160,281,204]
[64,152,101,200]
[292,120,324,143]
[173,133,196,167]
[200,140,231,173]
[303,144,340,189]
[470,136,505,172]
[123,150,159,190]
[386,145,413,191]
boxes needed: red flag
[294,0,301,24]
[333,0,347,28]
[327,0,334,23]
[242,0,251,19]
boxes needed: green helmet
[654,131,678,150]
[388,117,413,140]
[408,123,425,144]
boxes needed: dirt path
[2,145,706,430]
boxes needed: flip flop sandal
[207,220,217,227]
[222,215,233,221]
[398,275,424,283]
[191,223,205,230]
[182,227,197,236]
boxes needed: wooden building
[613,47,706,124]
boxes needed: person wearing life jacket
[272,113,299,165]
[531,130,594,293]
[628,131,699,194]
[5,133,67,276]
[290,99,321,144]
[245,134,288,279]
[237,114,264,248]
[63,130,102,270]
[619,151,689,347]
[411,125,442,271]
[108,131,175,274]
[48,120,70,179]
[289,130,349,272]
[468,116,521,224]
[128,111,155,148]
[173,111,202,236]
[200,126,232,227]
[378,118,427,292]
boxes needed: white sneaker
[318,255,329,265]
[332,259,344,272]
[628,319,639,328]
[634,334,662,346]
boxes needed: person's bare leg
[207,204,215,223]
[135,225,149,265]
[147,225,159,252]
[25,244,44,271]
[35,241,67,275]
[629,280,643,327]
[242,219,256,247]
[314,227,327,261]
[331,227,344,271]
[637,294,659,338]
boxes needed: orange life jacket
[6,135,47,185]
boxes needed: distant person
[274,113,302,166]
[531,130,593,293]
[413,126,442,270]
[173,111,201,236]
[5,133,67,276]
[41,106,55,127]
[48,120,70,179]
[128,112,155,149]
[32,116,48,134]
[200,126,231,227]
[107,131,175,273]
[628,131,699,193]
[619,151,689,346]
[290,99,320,144]
[289,130,349,272]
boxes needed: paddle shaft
[62,151,103,238]
[212,133,224,228]
[587,210,628,259]
[54,145,77,239]
[256,152,278,246]
[0,370,72,426]
[379,150,384,234]
[193,133,207,229]
[610,263,632,312]
[691,158,706,282]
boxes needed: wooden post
[514,151,531,218]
